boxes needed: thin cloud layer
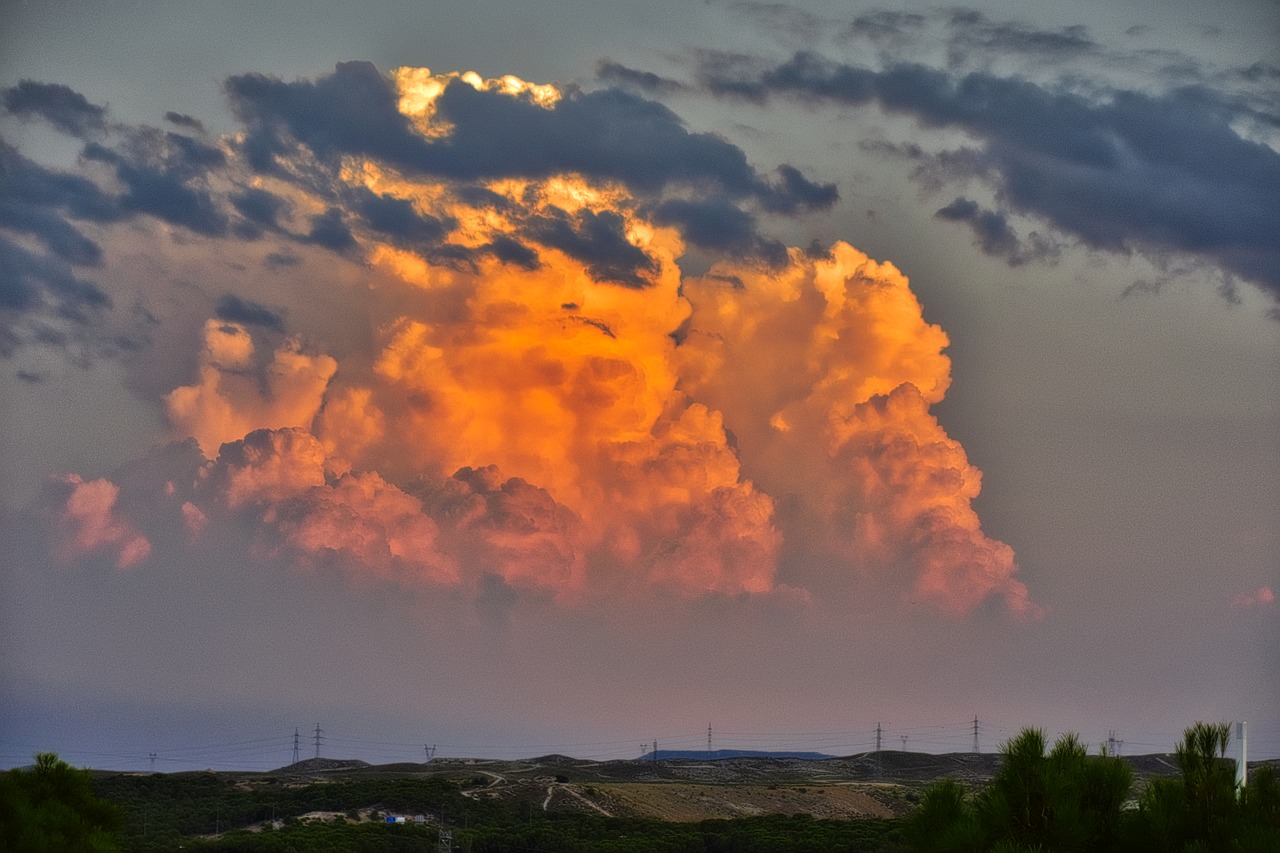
[4,63,1032,616]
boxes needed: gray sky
[1,1,1277,770]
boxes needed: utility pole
[1236,721,1248,790]
[293,728,300,765]
[973,717,980,753]
[313,723,323,760]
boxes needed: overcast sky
[1,1,1277,770]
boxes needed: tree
[906,728,1132,852]
[0,752,124,852]
[1131,721,1280,852]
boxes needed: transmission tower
[652,739,658,764]
[973,717,980,753]
[707,724,713,759]
[437,826,454,853]
[313,723,323,760]
[900,735,908,751]
[875,722,882,752]
[149,752,156,773]
[293,728,301,765]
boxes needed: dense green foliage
[0,752,125,852]
[90,771,499,851]
[906,722,1280,852]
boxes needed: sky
[1,0,1277,771]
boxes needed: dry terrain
[250,750,1280,823]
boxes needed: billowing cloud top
[3,63,1035,617]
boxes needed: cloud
[214,294,285,332]
[164,320,337,456]
[844,10,926,42]
[229,187,289,230]
[524,207,657,287]
[2,80,107,137]
[595,61,686,95]
[1231,586,1275,609]
[10,64,1034,617]
[677,241,1035,616]
[945,11,1097,63]
[933,196,1058,265]
[224,62,833,263]
[50,475,151,569]
[697,51,1280,303]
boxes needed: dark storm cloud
[595,61,687,95]
[700,52,1280,298]
[351,187,448,246]
[0,234,111,357]
[935,197,1020,260]
[225,62,419,171]
[482,234,540,270]
[303,207,356,252]
[525,207,657,287]
[221,62,845,272]
[225,62,834,209]
[651,197,786,265]
[164,112,206,132]
[0,141,120,224]
[161,131,226,173]
[760,164,838,213]
[214,294,285,333]
[2,81,107,137]
[77,125,232,238]
[0,202,102,266]
[229,187,288,228]
[115,162,228,236]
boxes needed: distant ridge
[274,757,370,773]
[640,749,833,761]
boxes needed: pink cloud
[54,475,152,569]
[1231,586,1275,609]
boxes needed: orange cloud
[166,320,337,456]
[59,67,1034,614]
[678,243,1035,616]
